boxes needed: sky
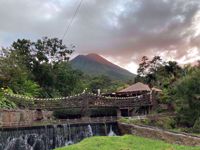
[0,0,200,74]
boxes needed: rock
[33,139,45,150]
[5,138,28,150]
[27,134,36,146]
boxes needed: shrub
[193,117,200,133]
[0,88,16,109]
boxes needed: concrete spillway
[0,123,118,150]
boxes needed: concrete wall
[118,123,200,146]
[0,109,53,127]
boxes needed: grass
[119,117,200,136]
[55,135,200,150]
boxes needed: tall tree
[0,37,82,98]
[174,68,200,127]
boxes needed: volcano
[70,53,135,81]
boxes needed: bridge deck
[0,116,117,128]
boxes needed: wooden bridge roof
[118,82,151,93]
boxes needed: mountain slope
[70,53,135,81]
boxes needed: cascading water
[87,125,93,137]
[65,124,73,146]
[108,125,117,136]
[0,123,118,150]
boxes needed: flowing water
[108,125,117,136]
[0,123,118,150]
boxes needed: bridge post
[117,109,121,118]
[130,109,135,116]
[34,109,44,121]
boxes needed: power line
[61,0,83,41]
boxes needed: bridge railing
[0,120,32,128]
[4,92,152,109]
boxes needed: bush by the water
[193,117,200,133]
[0,97,16,109]
[55,135,200,150]
[0,88,16,109]
[174,69,200,128]
[120,115,176,130]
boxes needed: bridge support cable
[61,0,83,41]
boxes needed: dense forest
[0,37,199,132]
[0,37,126,108]
[135,56,200,132]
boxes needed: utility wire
[61,0,83,41]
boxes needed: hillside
[55,135,200,150]
[70,53,135,81]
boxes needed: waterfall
[104,123,107,135]
[87,125,93,137]
[108,125,117,136]
[65,124,73,146]
[0,123,118,150]
[4,138,29,150]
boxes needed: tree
[0,88,16,109]
[88,75,112,93]
[87,75,126,94]
[174,68,200,127]
[149,56,163,74]
[137,56,149,76]
[136,56,163,86]
[33,37,74,63]
[53,62,84,97]
[0,37,82,98]
[0,50,41,97]
[12,37,74,65]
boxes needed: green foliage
[136,56,185,110]
[35,62,84,97]
[136,56,183,89]
[55,135,200,150]
[0,37,128,103]
[0,43,42,97]
[174,69,200,127]
[9,74,41,97]
[193,117,200,133]
[0,88,16,109]
[86,75,126,94]
[0,37,85,99]
[0,97,16,109]
[120,116,176,130]
[88,75,111,93]
[53,63,84,96]
[136,56,200,130]
[119,117,151,125]
[12,37,74,66]
[151,117,176,129]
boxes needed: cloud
[0,0,200,73]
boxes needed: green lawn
[55,135,200,150]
